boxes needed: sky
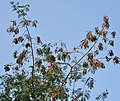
[0,0,120,100]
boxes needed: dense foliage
[0,2,119,101]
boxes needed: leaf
[16,50,28,64]
[95,27,99,34]
[7,26,14,33]
[101,63,105,68]
[44,46,50,54]
[40,65,46,73]
[94,50,99,55]
[109,50,114,56]
[32,20,37,28]
[84,91,90,99]
[62,52,68,62]
[18,14,22,18]
[108,40,114,46]
[35,58,42,68]
[83,62,88,67]
[4,65,10,72]
[83,69,87,75]
[25,43,30,48]
[111,31,116,38]
[36,36,42,44]
[11,20,17,26]
[86,77,94,89]
[14,65,19,70]
[105,56,111,62]
[57,54,61,60]
[10,1,14,5]
[36,48,43,55]
[58,47,63,52]
[25,7,29,12]
[46,55,56,63]
[13,51,18,58]
[13,38,18,44]
[95,89,109,101]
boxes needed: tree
[0,2,119,101]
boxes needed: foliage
[96,90,109,101]
[0,1,120,101]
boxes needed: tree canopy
[0,2,119,101]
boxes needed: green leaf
[4,65,10,72]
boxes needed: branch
[56,62,72,68]
[53,34,100,99]
[63,34,100,85]
[25,23,35,99]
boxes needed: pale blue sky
[0,0,120,100]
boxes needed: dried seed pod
[23,19,30,26]
[95,27,99,34]
[102,23,105,30]
[105,22,110,29]
[18,36,24,42]
[103,16,109,22]
[92,59,103,68]
[86,32,93,41]
[81,40,88,49]
[88,53,93,60]
[14,28,19,34]
[113,56,120,64]
[92,36,97,42]
[98,43,103,50]
[13,38,18,44]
